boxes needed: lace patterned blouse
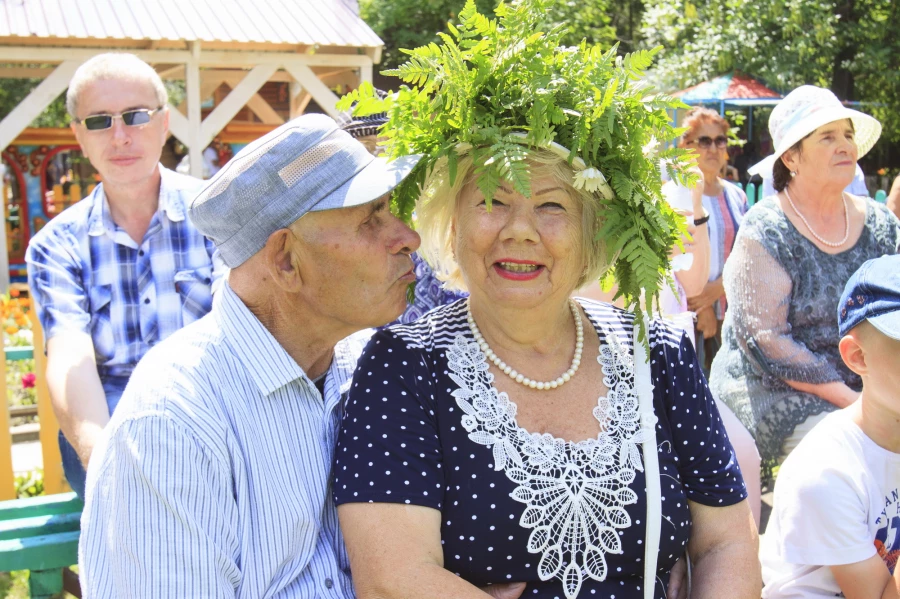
[709,198,900,480]
[334,299,746,599]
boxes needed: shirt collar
[86,165,183,237]
[215,283,310,396]
[157,166,186,222]
[86,183,109,237]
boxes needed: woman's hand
[689,166,706,217]
[673,206,712,298]
[667,556,689,599]
[688,278,724,313]
[695,305,718,340]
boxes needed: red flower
[21,373,35,389]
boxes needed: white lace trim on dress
[447,329,648,599]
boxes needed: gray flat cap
[189,113,421,267]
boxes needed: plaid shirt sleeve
[26,226,92,342]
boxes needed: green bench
[0,492,82,598]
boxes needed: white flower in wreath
[572,167,614,199]
[642,135,659,158]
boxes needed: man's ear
[261,228,303,292]
[839,332,867,377]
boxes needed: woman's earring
[790,171,796,177]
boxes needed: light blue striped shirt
[80,282,363,598]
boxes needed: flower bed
[4,292,36,427]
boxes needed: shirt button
[143,298,150,304]
[324,578,333,589]
[138,250,145,256]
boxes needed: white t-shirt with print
[761,409,900,598]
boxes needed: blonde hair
[416,149,608,292]
[67,53,168,118]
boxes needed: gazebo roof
[0,0,385,179]
[0,0,381,51]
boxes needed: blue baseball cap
[189,113,420,268]
[838,254,900,339]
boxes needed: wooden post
[0,340,17,500]
[289,82,305,119]
[360,64,373,85]
[185,41,204,179]
[29,307,66,495]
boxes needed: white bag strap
[634,319,661,599]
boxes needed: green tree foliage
[360,0,624,71]
[641,0,900,140]
[0,75,68,128]
[361,0,497,70]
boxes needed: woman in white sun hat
[709,85,900,485]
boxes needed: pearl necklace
[784,188,850,248]
[466,299,584,390]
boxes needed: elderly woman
[332,4,759,599]
[710,85,900,483]
[664,108,749,370]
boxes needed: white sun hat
[747,85,881,179]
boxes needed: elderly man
[26,53,223,497]
[78,114,424,598]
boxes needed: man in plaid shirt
[26,54,225,497]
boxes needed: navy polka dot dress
[334,299,746,599]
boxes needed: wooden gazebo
[0,0,384,177]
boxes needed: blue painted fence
[736,183,889,207]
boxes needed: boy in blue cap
[761,254,900,598]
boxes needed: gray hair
[66,53,168,118]
[416,149,608,293]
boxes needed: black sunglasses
[688,135,728,150]
[75,107,163,131]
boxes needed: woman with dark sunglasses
[663,107,749,371]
